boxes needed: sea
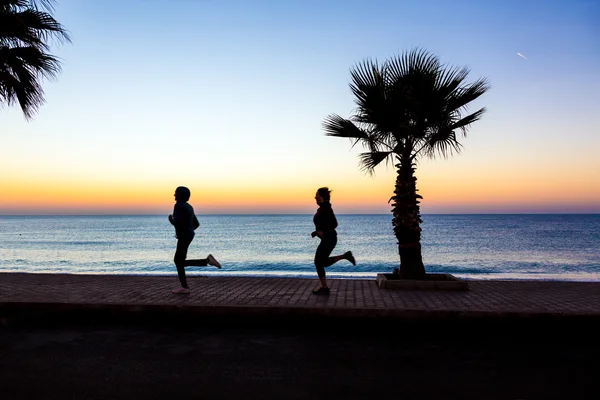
[1,214,599,281]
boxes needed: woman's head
[174,186,191,201]
[315,187,331,203]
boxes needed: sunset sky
[1,0,599,214]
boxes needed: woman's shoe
[207,254,222,269]
[172,287,190,294]
[312,287,331,295]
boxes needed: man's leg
[185,254,221,268]
[174,237,192,289]
[184,259,208,267]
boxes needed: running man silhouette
[169,186,221,294]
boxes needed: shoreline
[2,270,600,283]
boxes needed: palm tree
[323,48,489,280]
[0,0,70,119]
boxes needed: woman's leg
[318,275,328,289]
[327,251,355,265]
[314,235,337,288]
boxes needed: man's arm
[168,205,179,226]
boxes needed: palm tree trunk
[391,160,426,279]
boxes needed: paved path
[3,273,600,399]
[1,273,599,322]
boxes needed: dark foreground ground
[1,316,598,400]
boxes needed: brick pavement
[1,273,599,321]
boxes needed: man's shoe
[345,251,356,266]
[312,287,330,296]
[172,287,190,294]
[207,254,222,269]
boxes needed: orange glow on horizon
[1,167,599,214]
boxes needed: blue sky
[1,0,599,214]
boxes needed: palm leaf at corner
[0,0,70,119]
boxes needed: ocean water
[0,214,599,281]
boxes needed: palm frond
[386,49,442,136]
[349,59,381,94]
[349,59,396,131]
[0,0,25,7]
[0,8,71,47]
[0,0,57,11]
[386,47,440,83]
[323,114,390,153]
[358,151,392,175]
[0,69,21,104]
[435,65,469,100]
[323,114,369,139]
[424,128,463,159]
[446,77,489,113]
[0,0,69,119]
[349,59,381,111]
[32,0,56,11]
[1,45,61,78]
[451,108,486,134]
[0,61,44,119]
[0,45,60,118]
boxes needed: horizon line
[1,213,599,217]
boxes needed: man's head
[174,186,191,202]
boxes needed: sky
[1,0,599,214]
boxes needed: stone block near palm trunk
[376,273,469,291]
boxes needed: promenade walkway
[1,273,600,323]
[3,273,600,399]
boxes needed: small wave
[458,272,600,282]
